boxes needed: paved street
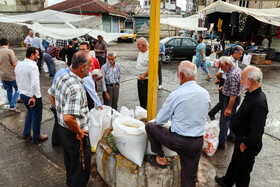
[0,42,280,186]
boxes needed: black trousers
[96,56,106,67]
[223,139,259,187]
[58,125,91,187]
[137,79,148,109]
[158,60,162,85]
[208,78,225,117]
[49,105,60,146]
[103,84,119,110]
[145,122,203,187]
[37,49,43,72]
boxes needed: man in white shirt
[136,37,149,109]
[15,47,48,143]
[31,32,45,72]
[24,30,33,48]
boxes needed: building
[101,0,121,6]
[143,0,177,12]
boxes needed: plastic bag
[120,106,134,118]
[0,85,8,105]
[134,106,147,119]
[54,59,67,72]
[112,117,147,166]
[242,54,252,66]
[89,108,102,150]
[43,63,48,73]
[203,120,220,157]
[101,105,112,132]
[192,56,196,64]
[111,109,122,125]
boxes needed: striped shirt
[222,65,242,97]
[101,61,121,92]
[48,71,90,130]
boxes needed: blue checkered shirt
[222,65,242,97]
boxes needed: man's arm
[63,114,88,139]
[200,49,205,62]
[48,93,56,109]
[139,71,148,80]
[224,96,236,117]
[83,76,102,106]
[155,93,175,125]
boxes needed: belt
[106,83,118,87]
[170,128,203,139]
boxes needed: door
[181,38,197,59]
[102,16,111,32]
[165,38,182,58]
[112,17,119,33]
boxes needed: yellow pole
[147,0,161,121]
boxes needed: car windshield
[121,30,133,34]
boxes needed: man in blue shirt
[195,36,211,80]
[158,41,165,90]
[31,32,45,72]
[145,61,210,187]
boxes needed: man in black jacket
[215,65,268,187]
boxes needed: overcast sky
[48,0,186,10]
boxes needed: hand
[224,107,232,117]
[215,79,220,85]
[28,97,36,107]
[28,44,31,47]
[104,92,110,101]
[77,130,88,139]
[194,50,196,53]
[99,106,104,110]
[219,86,223,92]
[240,142,247,152]
[139,73,146,80]
[202,58,205,62]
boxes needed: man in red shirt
[79,42,100,72]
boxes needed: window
[239,0,249,8]
[182,39,196,47]
[170,0,176,4]
[167,38,181,47]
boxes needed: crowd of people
[0,32,269,187]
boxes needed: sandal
[144,155,167,169]
[9,108,21,113]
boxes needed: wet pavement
[0,42,280,186]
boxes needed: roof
[113,1,141,15]
[45,0,130,18]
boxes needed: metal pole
[147,0,161,121]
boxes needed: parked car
[161,36,212,63]
[118,29,137,43]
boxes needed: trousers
[145,122,203,187]
[103,84,119,110]
[195,59,209,75]
[137,79,148,109]
[2,80,19,109]
[96,56,105,67]
[49,105,60,146]
[58,125,91,187]
[158,60,162,85]
[43,53,56,76]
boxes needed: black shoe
[215,175,228,187]
[227,136,235,143]
[22,135,32,143]
[208,112,215,121]
[218,144,225,150]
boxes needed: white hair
[92,69,103,78]
[179,61,197,78]
[244,65,263,83]
[219,56,232,65]
[107,51,116,57]
[137,37,149,46]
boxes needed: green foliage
[105,133,119,152]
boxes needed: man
[0,38,20,113]
[145,61,210,187]
[158,41,165,90]
[218,56,242,149]
[194,36,211,80]
[136,37,149,109]
[43,45,61,77]
[48,51,92,186]
[208,46,244,121]
[79,42,100,71]
[262,36,269,48]
[56,39,67,61]
[215,66,268,187]
[65,41,76,67]
[94,35,107,67]
[24,30,33,48]
[101,51,121,110]
[15,47,48,143]
[73,38,79,51]
[31,32,45,72]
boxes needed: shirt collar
[180,80,196,88]
[69,71,84,84]
[24,58,36,64]
[227,65,235,74]
[245,87,262,98]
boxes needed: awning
[160,14,207,31]
[198,0,280,27]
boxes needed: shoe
[215,175,228,187]
[218,144,225,150]
[22,134,33,143]
[158,85,163,90]
[33,135,48,144]
[227,136,235,143]
[208,112,215,121]
[49,74,54,77]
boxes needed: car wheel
[164,53,172,63]
[118,38,122,43]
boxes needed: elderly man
[48,51,92,187]
[24,30,33,48]
[101,51,121,110]
[0,38,20,113]
[215,66,268,187]
[195,36,211,80]
[94,35,107,67]
[218,56,242,149]
[15,47,48,143]
[79,42,100,71]
[43,44,61,77]
[145,61,210,187]
[136,37,149,109]
[208,46,244,121]
[31,32,45,72]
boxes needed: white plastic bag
[43,63,48,73]
[112,117,147,166]
[111,109,122,125]
[242,54,252,66]
[89,108,102,149]
[101,105,112,132]
[203,120,220,157]
[192,56,196,63]
[134,106,147,119]
[0,85,8,105]
[54,59,67,72]
[120,106,134,118]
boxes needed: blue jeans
[195,60,209,75]
[219,96,241,146]
[20,94,43,140]
[43,53,56,76]
[2,80,19,109]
